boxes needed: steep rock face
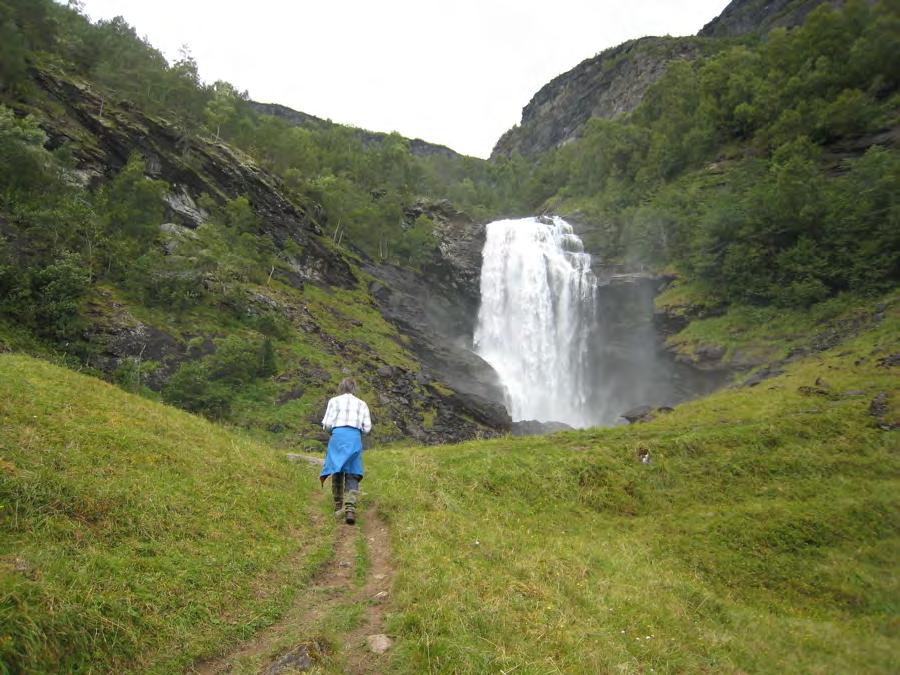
[361,200,510,434]
[365,262,511,434]
[358,198,511,434]
[491,37,707,159]
[405,199,486,309]
[248,101,465,160]
[491,0,841,160]
[15,66,510,445]
[29,67,357,290]
[699,0,838,38]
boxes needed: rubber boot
[344,489,360,525]
[332,473,344,518]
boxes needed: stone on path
[263,644,315,674]
[366,634,393,654]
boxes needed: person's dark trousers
[331,472,345,511]
[332,472,361,522]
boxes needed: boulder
[366,634,393,654]
[510,420,574,436]
[262,643,321,674]
[621,405,655,424]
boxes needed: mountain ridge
[249,100,465,160]
[491,0,840,159]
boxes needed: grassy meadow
[0,294,897,673]
[0,354,333,674]
[368,297,899,674]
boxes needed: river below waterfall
[474,215,725,428]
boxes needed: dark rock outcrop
[29,67,357,290]
[364,262,510,434]
[491,37,707,159]
[405,199,487,308]
[620,405,674,424]
[82,289,187,389]
[699,0,838,38]
[510,420,574,436]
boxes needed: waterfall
[474,216,597,427]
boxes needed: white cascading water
[474,216,597,427]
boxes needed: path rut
[191,471,395,674]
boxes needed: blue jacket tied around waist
[320,426,364,481]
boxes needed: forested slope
[0,0,516,446]
[506,1,898,311]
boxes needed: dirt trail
[191,479,395,674]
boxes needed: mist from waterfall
[474,216,596,427]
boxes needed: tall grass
[0,354,328,673]
[368,302,899,673]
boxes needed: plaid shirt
[321,393,372,433]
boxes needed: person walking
[320,377,372,525]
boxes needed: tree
[204,81,240,142]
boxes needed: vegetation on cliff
[523,1,898,308]
[0,1,898,672]
[0,0,513,444]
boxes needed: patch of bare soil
[190,482,395,675]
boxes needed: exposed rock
[868,392,888,418]
[262,643,323,674]
[620,405,675,424]
[877,353,900,368]
[699,0,837,38]
[405,198,487,308]
[363,261,511,438]
[82,290,185,388]
[163,187,208,228]
[621,405,655,424]
[366,634,393,654]
[652,295,726,339]
[798,385,833,397]
[277,387,305,405]
[695,344,727,363]
[159,222,199,254]
[510,420,574,436]
[30,66,357,290]
[492,37,706,159]
[742,367,786,387]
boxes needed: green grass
[2,295,897,673]
[366,301,900,674]
[0,354,329,674]
[659,287,896,368]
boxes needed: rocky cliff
[359,198,511,434]
[491,0,840,160]
[699,0,839,38]
[249,101,465,160]
[491,37,708,160]
[13,64,508,446]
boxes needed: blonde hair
[337,377,357,395]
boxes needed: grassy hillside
[1,297,896,674]
[0,354,333,674]
[367,294,899,673]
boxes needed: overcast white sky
[76,1,731,158]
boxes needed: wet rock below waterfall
[510,420,574,436]
[620,405,674,424]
